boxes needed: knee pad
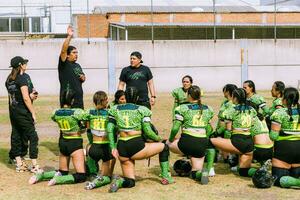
[239,168,250,177]
[123,177,135,188]
[58,170,69,176]
[159,143,169,162]
[272,167,290,187]
[73,173,87,183]
[290,167,300,178]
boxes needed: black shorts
[253,146,273,162]
[231,134,254,154]
[117,136,145,158]
[59,137,83,157]
[178,134,208,158]
[88,143,113,162]
[274,140,300,164]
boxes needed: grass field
[0,92,299,200]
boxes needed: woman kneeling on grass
[29,90,87,186]
[269,87,300,188]
[84,91,116,190]
[167,85,214,184]
[210,88,257,177]
[107,87,174,192]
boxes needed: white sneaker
[208,168,215,177]
[230,166,238,172]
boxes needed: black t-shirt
[58,57,84,109]
[119,65,153,102]
[5,73,34,110]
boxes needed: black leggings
[9,107,38,159]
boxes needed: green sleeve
[169,120,182,142]
[107,121,116,150]
[51,110,57,122]
[269,130,279,141]
[142,122,161,142]
[270,110,283,124]
[206,124,214,137]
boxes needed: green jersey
[270,107,300,141]
[223,105,257,134]
[108,103,152,131]
[172,87,189,107]
[174,103,214,136]
[86,108,109,137]
[247,94,269,119]
[218,99,235,120]
[51,108,88,138]
[216,99,235,135]
[268,97,283,116]
[250,116,269,136]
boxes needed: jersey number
[93,118,106,130]
[241,114,251,127]
[58,119,71,131]
[123,115,129,128]
[192,114,205,126]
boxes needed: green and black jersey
[51,108,87,139]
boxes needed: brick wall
[75,12,300,38]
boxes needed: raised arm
[60,25,73,62]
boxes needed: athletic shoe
[85,181,96,190]
[200,170,209,185]
[47,178,56,186]
[30,165,42,174]
[230,166,238,172]
[16,163,28,173]
[208,168,215,177]
[109,176,124,193]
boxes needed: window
[31,17,41,32]
[0,18,9,32]
[11,18,22,32]
[11,18,29,32]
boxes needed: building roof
[110,22,300,28]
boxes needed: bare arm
[148,79,156,106]
[60,25,73,62]
[118,81,126,90]
[21,86,36,122]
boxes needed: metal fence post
[240,39,248,86]
[108,39,116,95]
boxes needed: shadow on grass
[40,141,59,156]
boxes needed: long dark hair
[244,80,256,94]
[61,89,75,107]
[188,85,202,116]
[125,87,139,104]
[223,84,238,97]
[93,91,108,107]
[274,81,285,97]
[6,67,21,82]
[283,87,300,122]
[232,88,248,113]
[114,90,126,104]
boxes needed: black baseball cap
[10,56,28,68]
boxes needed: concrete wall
[1,39,300,96]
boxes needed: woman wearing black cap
[5,56,40,173]
[118,51,156,110]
